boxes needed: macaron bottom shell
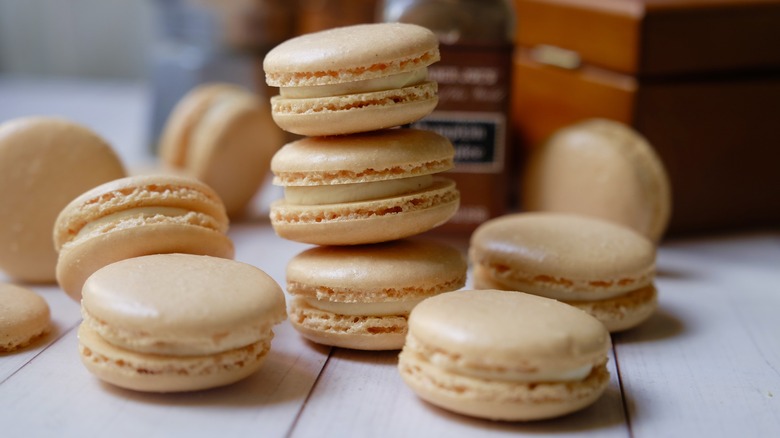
[398,348,610,422]
[287,297,408,350]
[270,177,459,245]
[270,83,438,136]
[78,323,272,393]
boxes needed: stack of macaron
[50,170,288,393]
[262,22,465,350]
[0,113,287,392]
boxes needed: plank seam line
[284,346,335,438]
[0,320,81,386]
[613,342,634,438]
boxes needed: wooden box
[511,0,780,234]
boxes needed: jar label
[412,111,506,173]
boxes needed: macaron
[469,212,658,332]
[1,283,51,352]
[270,128,460,245]
[286,239,467,350]
[398,289,611,421]
[158,83,284,218]
[78,254,286,392]
[263,22,440,136]
[0,117,126,283]
[522,118,672,242]
[53,174,235,301]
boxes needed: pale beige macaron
[523,118,672,242]
[53,174,235,301]
[286,239,467,350]
[470,212,658,332]
[264,22,440,136]
[158,83,284,218]
[0,117,126,283]
[399,289,611,421]
[270,128,459,245]
[78,254,286,392]
[1,283,51,352]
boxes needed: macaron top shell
[286,239,467,302]
[81,254,286,356]
[470,213,655,295]
[53,174,229,251]
[0,117,125,282]
[523,118,672,242]
[271,129,454,186]
[408,290,610,374]
[264,23,439,87]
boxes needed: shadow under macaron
[612,305,685,344]
[95,348,319,407]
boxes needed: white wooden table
[1,77,778,438]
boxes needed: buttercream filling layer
[300,296,425,317]
[430,353,593,383]
[407,336,595,383]
[75,207,188,238]
[81,308,273,356]
[71,207,220,244]
[280,68,429,99]
[284,175,433,205]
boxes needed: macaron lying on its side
[53,174,235,301]
[158,83,284,218]
[399,290,611,421]
[286,239,467,350]
[470,212,658,332]
[0,117,126,283]
[0,283,51,352]
[78,254,286,392]
[263,22,440,136]
[270,129,460,245]
[523,118,672,242]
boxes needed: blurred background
[0,0,155,79]
[1,0,779,235]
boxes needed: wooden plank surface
[614,234,780,437]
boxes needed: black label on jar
[412,111,506,173]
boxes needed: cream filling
[82,308,274,356]
[75,207,192,240]
[280,68,429,99]
[302,297,425,317]
[428,350,594,383]
[285,175,433,205]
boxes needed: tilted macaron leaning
[270,129,459,245]
[398,290,611,421]
[78,254,286,392]
[263,22,440,136]
[0,283,51,352]
[53,174,234,301]
[158,83,284,218]
[523,118,672,242]
[470,212,658,332]
[0,117,126,283]
[286,239,467,350]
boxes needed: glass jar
[381,0,516,234]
